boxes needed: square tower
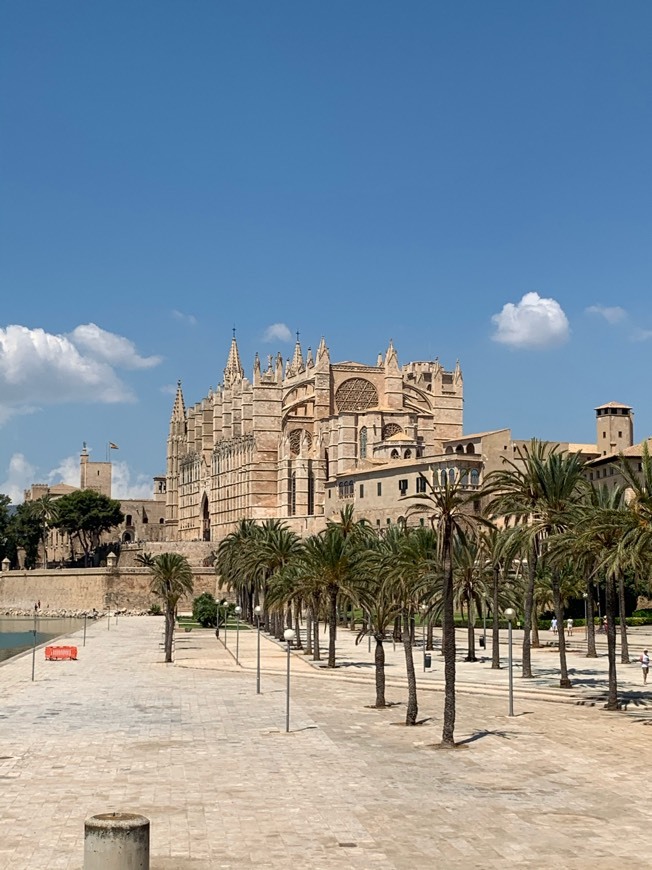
[595,402,634,457]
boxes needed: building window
[416,476,427,493]
[603,432,606,438]
[470,469,479,487]
[125,515,132,526]
[387,518,391,525]
[359,427,367,459]
[325,450,329,481]
[618,431,622,438]
[328,489,331,499]
[398,479,408,495]
[609,468,614,477]
[404,449,411,459]
[288,466,296,516]
[377,482,382,496]
[589,472,593,480]
[359,484,364,498]
[419,518,425,527]
[440,470,447,486]
[473,500,481,512]
[308,465,315,516]
[391,449,399,459]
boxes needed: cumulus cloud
[69,323,162,369]
[172,310,197,326]
[0,323,162,424]
[160,383,178,396]
[585,305,627,324]
[0,453,37,503]
[47,455,80,488]
[263,322,292,343]
[491,292,570,349]
[631,328,652,342]
[111,461,153,499]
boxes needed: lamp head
[283,628,295,642]
[235,606,242,615]
[504,608,516,621]
[254,605,262,615]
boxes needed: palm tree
[408,473,493,747]
[135,551,156,568]
[149,552,194,663]
[295,525,363,668]
[487,441,588,686]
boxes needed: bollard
[84,812,150,870]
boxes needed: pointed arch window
[359,427,368,459]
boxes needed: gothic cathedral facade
[165,334,464,542]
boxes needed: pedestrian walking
[551,617,558,634]
[641,649,650,685]
[566,617,573,637]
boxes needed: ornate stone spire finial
[290,332,304,374]
[316,336,330,364]
[306,346,314,368]
[224,332,244,386]
[254,352,261,374]
[171,380,186,422]
[377,352,383,367]
[384,339,399,370]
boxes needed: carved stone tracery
[335,378,378,412]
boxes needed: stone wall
[0,567,218,613]
[118,541,215,568]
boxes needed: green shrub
[149,603,162,616]
[192,592,218,628]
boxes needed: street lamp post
[420,604,427,671]
[31,609,38,682]
[284,628,296,733]
[223,602,228,649]
[583,592,588,650]
[504,607,515,717]
[235,605,242,665]
[254,605,262,694]
[83,613,87,647]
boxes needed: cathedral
[165,334,464,542]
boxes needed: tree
[28,494,59,567]
[53,489,124,565]
[487,440,588,685]
[408,473,493,747]
[6,501,43,567]
[150,552,194,662]
[0,494,11,562]
[193,592,218,627]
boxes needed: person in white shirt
[551,617,558,634]
[641,649,650,685]
[566,617,573,637]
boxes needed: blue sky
[2,1,652,501]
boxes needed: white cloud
[69,323,162,369]
[0,453,37,503]
[491,292,570,349]
[0,324,134,423]
[111,461,153,499]
[586,305,627,324]
[160,383,178,396]
[631,328,652,342]
[47,455,80,488]
[172,310,198,326]
[263,322,293,343]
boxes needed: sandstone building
[165,334,464,541]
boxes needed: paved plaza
[1,617,652,869]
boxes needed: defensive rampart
[0,567,218,613]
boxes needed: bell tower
[595,402,633,456]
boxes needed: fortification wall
[0,568,218,613]
[118,541,215,568]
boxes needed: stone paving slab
[1,616,652,869]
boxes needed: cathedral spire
[171,380,186,422]
[290,331,304,374]
[384,339,399,371]
[224,330,244,386]
[306,346,314,368]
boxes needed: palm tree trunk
[164,606,174,663]
[465,596,477,662]
[586,582,597,658]
[441,524,456,746]
[521,543,537,679]
[426,620,434,651]
[403,611,418,725]
[293,601,303,650]
[305,609,313,656]
[492,564,501,669]
[552,573,571,688]
[327,589,338,668]
[617,573,630,664]
[531,604,540,648]
[313,614,320,661]
[374,636,387,708]
[604,575,619,710]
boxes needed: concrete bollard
[84,812,150,870]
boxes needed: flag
[109,442,119,450]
